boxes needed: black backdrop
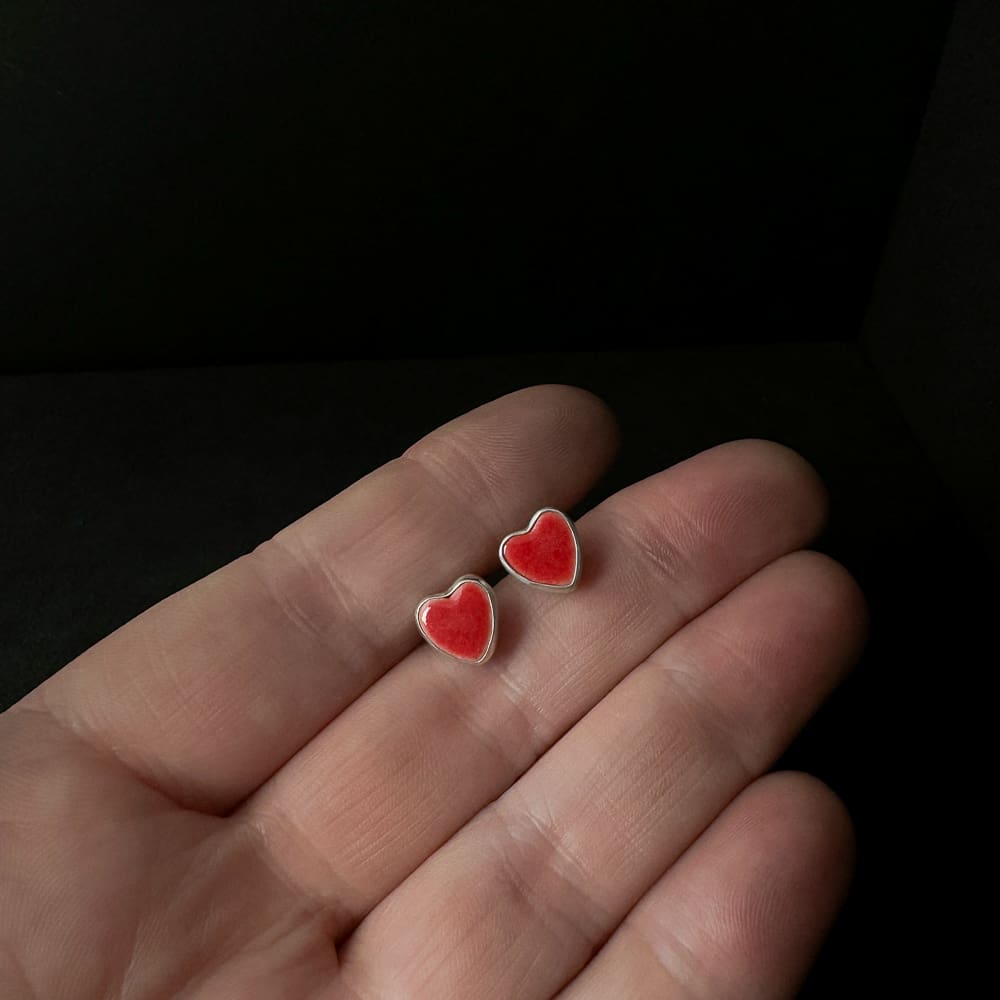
[2,0,955,367]
[3,1,997,996]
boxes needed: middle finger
[239,439,826,934]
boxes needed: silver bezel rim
[414,574,498,664]
[498,507,581,591]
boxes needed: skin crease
[0,386,867,1000]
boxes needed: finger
[241,440,829,933]
[21,385,618,812]
[339,550,866,1000]
[558,772,854,1000]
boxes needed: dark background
[2,0,997,995]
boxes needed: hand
[0,385,866,999]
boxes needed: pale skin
[0,385,867,999]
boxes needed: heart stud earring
[499,508,581,591]
[415,575,498,663]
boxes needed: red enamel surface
[418,580,494,661]
[502,510,577,586]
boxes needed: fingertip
[711,438,830,538]
[774,549,871,663]
[744,771,856,888]
[668,771,856,999]
[736,773,856,982]
[504,383,621,471]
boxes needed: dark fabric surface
[863,0,1000,559]
[1,343,987,994]
[1,1,954,369]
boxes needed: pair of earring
[415,508,581,664]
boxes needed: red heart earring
[499,508,581,591]
[415,575,498,663]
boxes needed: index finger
[18,385,618,812]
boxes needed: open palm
[1,386,866,999]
